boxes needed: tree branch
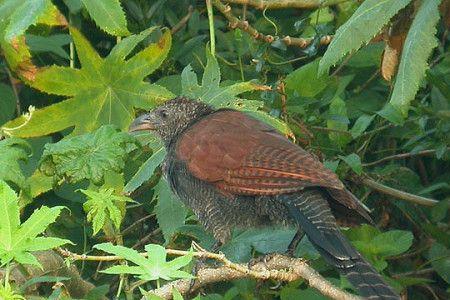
[58,246,360,300]
[212,0,333,48]
[145,253,361,300]
[225,0,349,10]
[356,177,439,207]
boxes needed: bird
[129,96,400,299]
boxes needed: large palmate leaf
[80,0,130,36]
[40,125,138,185]
[0,180,71,267]
[0,138,31,189]
[94,243,193,281]
[319,0,412,75]
[390,0,441,116]
[3,27,173,138]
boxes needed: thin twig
[225,0,350,10]
[212,0,332,49]
[4,67,21,116]
[121,214,153,236]
[356,177,439,207]
[362,149,447,167]
[171,6,194,34]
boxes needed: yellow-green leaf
[3,28,173,138]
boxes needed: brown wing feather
[177,110,344,193]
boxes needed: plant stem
[206,0,216,56]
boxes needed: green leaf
[3,27,173,137]
[81,188,134,235]
[26,34,71,59]
[40,125,138,185]
[389,0,441,116]
[124,146,166,193]
[371,230,413,257]
[285,59,331,98]
[94,243,194,281]
[428,243,450,283]
[0,138,31,189]
[80,0,130,36]
[377,104,404,125]
[327,96,350,148]
[350,114,375,138]
[154,179,187,244]
[4,0,57,41]
[94,242,151,267]
[181,50,290,135]
[339,153,363,175]
[0,83,16,125]
[319,0,412,75]
[0,180,71,266]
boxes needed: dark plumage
[130,97,400,300]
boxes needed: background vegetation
[0,0,449,299]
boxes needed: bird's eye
[159,110,169,118]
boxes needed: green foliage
[0,0,63,42]
[0,138,30,189]
[0,83,16,125]
[0,180,71,268]
[0,280,25,300]
[94,243,194,281]
[40,125,138,185]
[319,0,412,75]
[80,0,130,36]
[389,0,441,117]
[3,27,173,137]
[285,59,331,98]
[81,188,134,235]
[428,243,450,284]
[346,225,413,271]
[154,179,187,244]
[181,50,290,134]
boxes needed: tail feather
[281,189,400,299]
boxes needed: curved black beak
[129,114,156,132]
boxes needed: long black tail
[282,189,400,299]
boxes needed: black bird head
[129,97,213,145]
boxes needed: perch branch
[356,177,439,207]
[212,0,332,48]
[58,247,360,300]
[145,252,361,300]
[225,0,349,10]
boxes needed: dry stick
[58,248,360,300]
[225,0,349,10]
[212,0,333,48]
[362,149,448,167]
[171,5,194,34]
[357,177,439,207]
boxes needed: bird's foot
[247,252,277,270]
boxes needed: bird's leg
[286,229,305,257]
[248,228,305,270]
[189,240,223,293]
